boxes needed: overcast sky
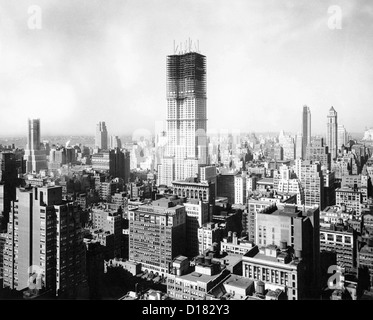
[0,0,372,138]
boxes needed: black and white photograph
[0,0,372,311]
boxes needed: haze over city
[0,0,372,137]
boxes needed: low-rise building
[336,187,363,217]
[220,233,255,256]
[320,205,355,224]
[104,258,141,276]
[206,274,255,300]
[242,244,307,300]
[167,255,231,300]
[198,222,225,254]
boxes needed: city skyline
[0,0,373,137]
[2,1,373,304]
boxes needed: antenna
[174,39,201,55]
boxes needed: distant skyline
[1,0,373,137]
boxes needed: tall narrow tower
[158,45,208,186]
[302,105,311,159]
[326,106,338,160]
[95,121,108,150]
[24,119,47,173]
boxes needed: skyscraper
[326,106,338,160]
[302,105,311,159]
[0,152,19,231]
[305,137,331,170]
[295,133,303,160]
[338,124,347,151]
[298,160,325,210]
[109,135,122,149]
[91,148,130,182]
[3,186,87,297]
[95,121,108,150]
[24,119,48,173]
[158,47,208,186]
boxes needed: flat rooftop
[213,254,243,268]
[176,270,226,284]
[336,187,361,193]
[172,180,209,186]
[244,250,299,267]
[257,178,274,184]
[224,274,253,289]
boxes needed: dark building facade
[0,152,20,231]
[217,173,235,204]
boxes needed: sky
[0,0,372,138]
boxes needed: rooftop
[172,180,209,186]
[257,178,274,185]
[176,269,227,284]
[336,187,361,193]
[213,254,243,269]
[224,274,253,290]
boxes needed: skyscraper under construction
[158,45,208,186]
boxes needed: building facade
[128,198,186,276]
[302,105,311,159]
[95,121,108,150]
[158,50,208,186]
[2,186,86,298]
[326,106,338,160]
[184,199,209,258]
[24,119,48,174]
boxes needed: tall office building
[274,165,304,205]
[91,148,130,182]
[305,137,331,170]
[158,47,208,186]
[302,105,311,159]
[109,135,122,149]
[327,107,338,160]
[234,172,247,205]
[0,152,19,231]
[282,137,296,161]
[24,119,48,173]
[95,121,108,151]
[184,199,209,258]
[246,204,320,299]
[295,133,303,160]
[338,125,347,151]
[128,198,186,276]
[299,160,325,210]
[3,186,86,298]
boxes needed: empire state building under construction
[158,43,208,186]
